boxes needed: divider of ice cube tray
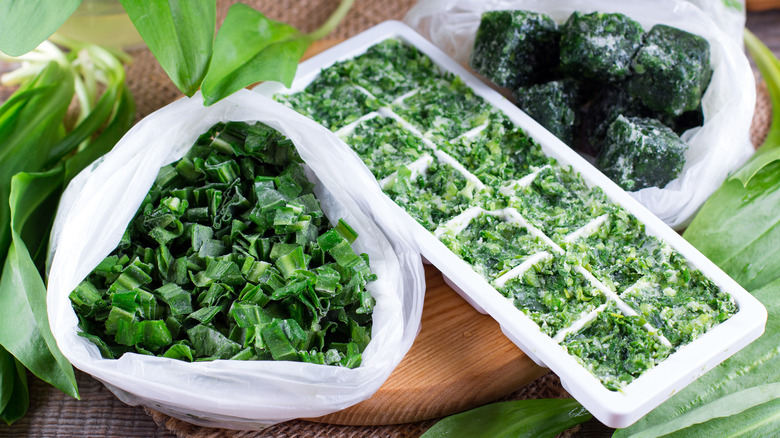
[252,20,768,428]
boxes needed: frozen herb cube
[499,256,606,337]
[582,84,645,153]
[514,79,581,145]
[596,116,688,191]
[342,116,429,179]
[559,11,644,82]
[439,113,550,184]
[384,159,479,231]
[279,83,379,131]
[629,24,712,116]
[439,213,550,279]
[621,258,737,348]
[508,166,610,243]
[363,38,441,90]
[393,75,493,140]
[562,301,672,390]
[567,208,668,293]
[469,10,560,89]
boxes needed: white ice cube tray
[253,20,767,428]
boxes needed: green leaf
[0,169,79,399]
[730,30,780,186]
[421,398,591,438]
[683,161,780,291]
[614,279,780,437]
[118,0,216,96]
[0,0,81,56]
[0,61,74,262]
[0,346,14,414]
[0,358,28,425]
[200,3,311,106]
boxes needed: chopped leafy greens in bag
[70,121,375,366]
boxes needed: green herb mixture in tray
[70,121,376,368]
[276,38,738,390]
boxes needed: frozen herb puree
[342,116,428,179]
[499,255,607,337]
[277,37,737,390]
[385,158,478,232]
[562,301,672,390]
[439,113,550,186]
[439,212,550,279]
[507,166,611,243]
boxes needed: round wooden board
[297,39,546,426]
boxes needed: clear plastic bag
[404,0,756,229]
[46,90,425,430]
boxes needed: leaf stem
[306,0,355,41]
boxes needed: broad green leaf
[200,3,311,106]
[119,0,215,96]
[0,61,74,269]
[664,399,780,438]
[0,0,81,56]
[731,30,780,186]
[64,85,135,184]
[0,359,28,425]
[614,279,780,437]
[0,169,79,399]
[0,346,13,414]
[683,161,780,291]
[619,384,780,438]
[421,399,591,438]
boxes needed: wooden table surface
[1,7,778,438]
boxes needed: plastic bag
[46,90,425,430]
[404,0,756,229]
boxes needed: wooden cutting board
[295,40,546,426]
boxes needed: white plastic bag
[404,0,756,229]
[46,90,425,430]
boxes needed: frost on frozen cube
[513,79,581,146]
[469,10,560,89]
[596,116,687,191]
[629,24,712,116]
[559,11,644,82]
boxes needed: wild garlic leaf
[0,169,79,400]
[0,0,81,56]
[730,30,780,187]
[200,3,310,106]
[119,0,216,97]
[421,398,591,438]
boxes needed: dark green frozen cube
[559,11,644,82]
[629,24,712,116]
[596,116,687,191]
[469,10,559,89]
[582,85,644,152]
[514,79,581,145]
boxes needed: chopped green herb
[499,255,607,337]
[70,121,375,367]
[562,301,672,390]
